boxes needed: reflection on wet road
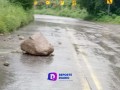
[0,15,120,90]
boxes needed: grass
[35,7,88,19]
[34,0,120,24]
[35,0,88,19]
[0,0,33,33]
[84,14,120,24]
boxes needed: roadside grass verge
[0,0,33,33]
[84,14,120,24]
[35,4,120,24]
[35,6,88,19]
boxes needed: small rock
[19,36,24,40]
[3,62,10,66]
[58,42,62,45]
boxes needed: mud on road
[0,15,120,90]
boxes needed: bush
[9,0,34,10]
[0,0,33,33]
[77,0,120,15]
[0,22,7,33]
[35,0,88,19]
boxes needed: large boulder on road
[20,33,54,56]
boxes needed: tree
[77,0,120,15]
[9,0,34,10]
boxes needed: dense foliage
[35,0,120,23]
[0,0,33,33]
[9,0,34,10]
[77,0,120,15]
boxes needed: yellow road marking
[71,45,91,90]
[80,52,103,90]
[67,28,103,90]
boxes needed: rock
[19,36,24,40]
[58,42,62,45]
[17,34,20,36]
[20,33,54,56]
[3,62,9,66]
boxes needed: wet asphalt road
[0,15,120,90]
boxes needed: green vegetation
[78,0,120,15]
[84,14,120,24]
[35,0,88,19]
[35,7,87,19]
[0,0,33,33]
[77,0,120,23]
[9,0,34,10]
[35,0,120,24]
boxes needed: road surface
[0,15,120,90]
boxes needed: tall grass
[35,4,88,19]
[0,0,33,33]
